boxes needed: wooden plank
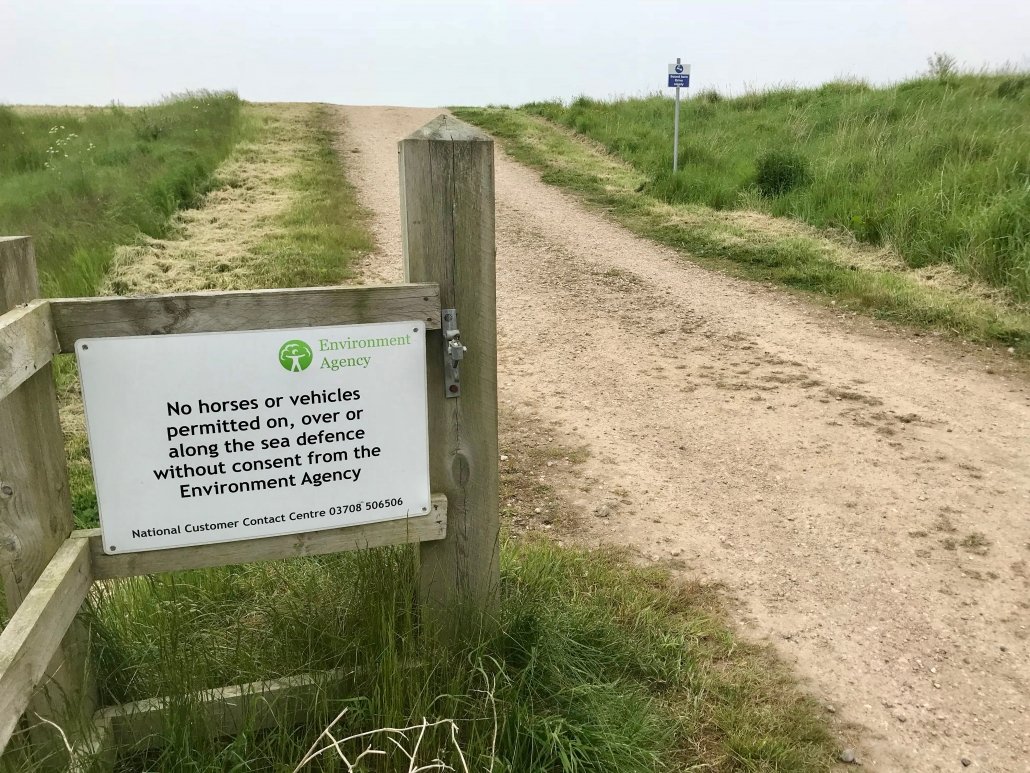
[400,116,501,613]
[85,493,447,580]
[0,300,59,403]
[0,237,38,308]
[0,537,93,754]
[0,237,96,766]
[97,669,349,751]
[50,283,442,352]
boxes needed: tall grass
[0,92,245,297]
[59,542,827,771]
[525,71,1030,300]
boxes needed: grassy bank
[0,92,244,297]
[453,102,1030,351]
[3,104,836,772]
[523,72,1030,302]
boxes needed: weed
[960,532,991,554]
[926,52,959,82]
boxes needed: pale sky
[1,0,1028,107]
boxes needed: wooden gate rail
[0,538,93,750]
[0,300,59,401]
[0,278,449,758]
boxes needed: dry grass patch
[103,104,315,295]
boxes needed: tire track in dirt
[335,105,1030,772]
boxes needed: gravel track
[336,105,1030,772]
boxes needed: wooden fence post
[0,237,96,765]
[399,116,500,613]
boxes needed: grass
[55,543,833,772]
[2,103,836,771]
[0,92,245,298]
[525,72,1030,299]
[457,97,1030,354]
[242,104,373,290]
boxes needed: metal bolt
[1,484,13,497]
[109,546,117,551]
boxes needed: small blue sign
[668,74,690,88]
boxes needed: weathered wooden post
[399,116,500,613]
[0,237,96,765]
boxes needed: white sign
[76,321,430,554]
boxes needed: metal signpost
[668,59,691,172]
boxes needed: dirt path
[336,105,1030,772]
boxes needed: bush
[927,52,958,82]
[755,149,811,197]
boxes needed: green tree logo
[279,340,313,372]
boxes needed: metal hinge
[442,308,466,398]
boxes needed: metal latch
[442,308,465,398]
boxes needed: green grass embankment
[455,71,1030,350]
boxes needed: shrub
[927,52,958,83]
[755,149,811,196]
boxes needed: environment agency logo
[278,340,313,372]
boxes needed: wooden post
[399,116,500,613]
[0,237,95,765]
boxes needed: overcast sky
[1,0,1028,107]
